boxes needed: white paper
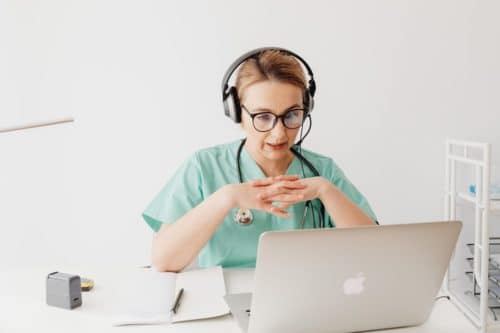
[111,270,175,326]
[110,266,229,326]
[171,266,230,323]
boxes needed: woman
[143,48,377,272]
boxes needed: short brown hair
[235,50,307,104]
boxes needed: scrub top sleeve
[327,159,378,225]
[142,153,204,232]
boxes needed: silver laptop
[224,221,462,333]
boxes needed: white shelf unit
[443,139,500,332]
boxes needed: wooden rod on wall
[0,117,74,133]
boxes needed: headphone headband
[221,47,316,123]
[222,47,316,97]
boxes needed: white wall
[1,0,499,267]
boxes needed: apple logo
[343,272,366,295]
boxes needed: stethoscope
[233,138,327,228]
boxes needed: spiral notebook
[112,266,230,326]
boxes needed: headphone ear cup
[309,93,314,113]
[304,91,314,115]
[223,86,242,123]
[308,79,316,97]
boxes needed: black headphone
[221,47,317,123]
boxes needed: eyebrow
[252,104,302,113]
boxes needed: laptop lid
[247,221,462,333]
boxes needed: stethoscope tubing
[235,138,328,228]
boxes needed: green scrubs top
[142,139,377,268]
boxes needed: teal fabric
[142,139,377,268]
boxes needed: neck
[244,141,295,177]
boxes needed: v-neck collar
[237,139,300,180]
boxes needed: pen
[171,288,184,314]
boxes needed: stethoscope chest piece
[234,208,253,226]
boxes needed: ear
[239,115,250,132]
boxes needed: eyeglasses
[241,105,306,132]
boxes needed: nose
[269,118,288,139]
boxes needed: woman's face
[240,80,304,162]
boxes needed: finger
[261,181,305,195]
[258,184,305,200]
[250,177,275,187]
[279,180,307,189]
[263,193,304,203]
[262,203,290,218]
[257,188,289,200]
[251,175,300,187]
[278,202,294,210]
[273,174,300,181]
[270,206,291,218]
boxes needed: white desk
[0,265,478,333]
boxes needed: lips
[266,142,288,150]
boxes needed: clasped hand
[230,174,327,218]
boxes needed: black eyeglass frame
[241,105,306,132]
